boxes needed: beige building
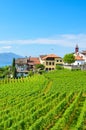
[39,54,63,71]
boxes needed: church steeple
[75,44,79,53]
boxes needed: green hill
[0,70,86,130]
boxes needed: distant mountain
[0,52,23,67]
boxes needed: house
[15,58,29,77]
[39,54,63,71]
[27,57,40,71]
[73,44,86,65]
[63,45,86,70]
[73,55,85,65]
[15,57,40,77]
[15,53,63,77]
[81,50,86,56]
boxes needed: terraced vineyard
[0,70,86,130]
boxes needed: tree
[28,70,34,77]
[13,67,16,78]
[35,64,45,74]
[63,53,75,64]
[0,66,11,78]
[35,64,45,70]
[12,58,15,68]
[12,58,16,78]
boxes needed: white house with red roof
[72,45,86,65]
[73,55,85,65]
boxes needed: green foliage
[12,58,16,78]
[0,70,86,129]
[35,64,45,74]
[35,64,45,70]
[38,70,45,74]
[28,70,34,77]
[63,53,75,64]
[12,58,15,68]
[12,67,16,78]
[56,65,64,70]
[0,66,11,78]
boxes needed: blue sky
[0,0,86,57]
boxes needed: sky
[0,0,86,57]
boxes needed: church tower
[75,44,79,53]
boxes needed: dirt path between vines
[44,81,52,95]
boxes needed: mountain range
[0,52,22,67]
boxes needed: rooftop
[27,57,40,64]
[15,58,28,64]
[42,54,61,60]
[75,55,84,61]
[81,50,86,55]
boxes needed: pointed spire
[75,44,79,53]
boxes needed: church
[73,45,86,65]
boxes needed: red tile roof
[42,54,61,60]
[27,57,40,65]
[75,55,84,61]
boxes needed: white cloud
[2,46,12,49]
[0,46,12,52]
[0,34,86,48]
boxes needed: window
[49,62,51,65]
[46,68,48,71]
[60,60,62,62]
[47,58,54,60]
[52,62,54,65]
[46,62,48,65]
[57,60,59,62]
[21,68,24,71]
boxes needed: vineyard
[0,70,86,130]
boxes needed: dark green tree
[35,64,45,70]
[35,64,45,74]
[13,67,16,78]
[12,58,16,78]
[12,58,15,68]
[0,66,10,78]
[63,53,75,64]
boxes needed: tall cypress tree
[12,58,16,78]
[12,58,15,67]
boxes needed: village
[15,45,86,77]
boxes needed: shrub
[56,65,64,70]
